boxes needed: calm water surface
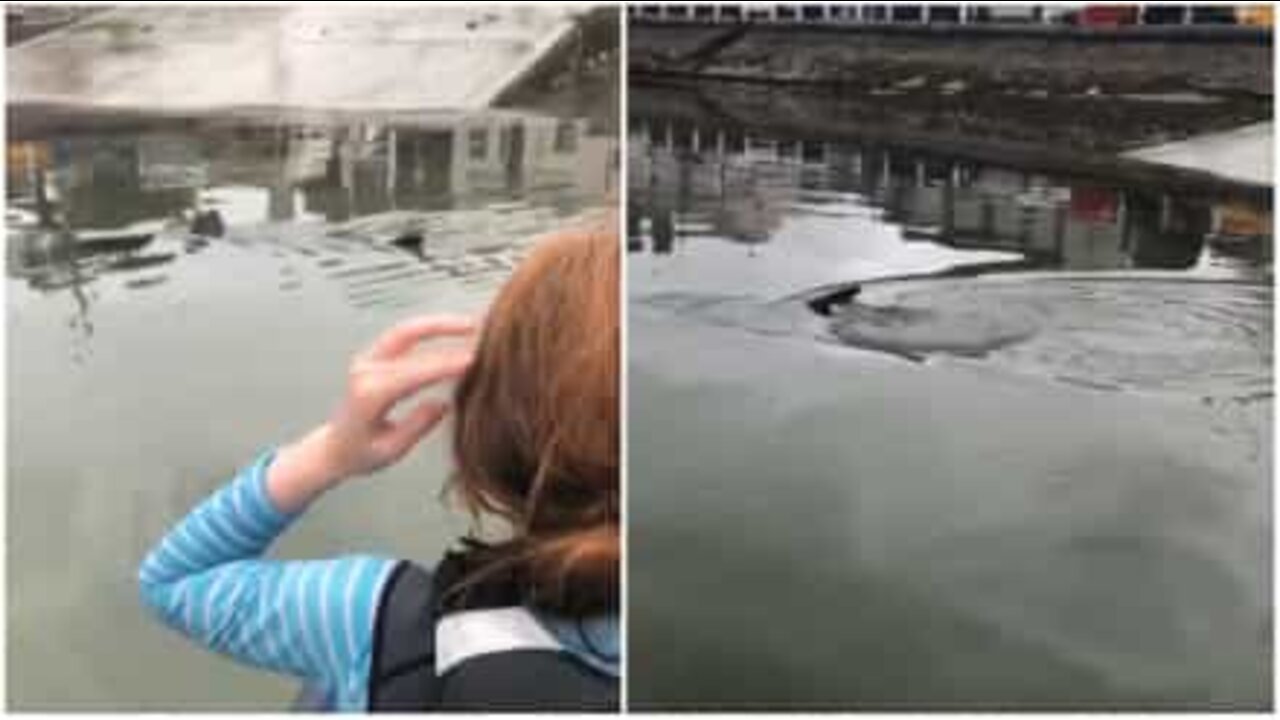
[628,107,1272,709]
[7,108,615,709]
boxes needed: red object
[1069,186,1119,222]
[1079,5,1139,27]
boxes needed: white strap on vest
[435,607,565,676]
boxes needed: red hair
[447,227,618,616]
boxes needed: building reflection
[627,116,1271,275]
[6,111,617,301]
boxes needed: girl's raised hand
[267,315,478,512]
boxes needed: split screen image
[6,2,1274,712]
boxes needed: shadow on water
[6,106,615,709]
[627,89,1271,709]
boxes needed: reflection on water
[8,111,614,361]
[627,115,1272,393]
[629,116,1271,284]
[627,110,1272,709]
[6,108,614,710]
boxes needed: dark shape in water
[124,275,167,290]
[651,207,676,255]
[190,209,225,238]
[76,233,153,258]
[105,252,176,273]
[391,231,426,260]
[806,283,862,317]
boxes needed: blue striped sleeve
[138,451,399,710]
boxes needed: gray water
[7,109,615,709]
[628,116,1272,709]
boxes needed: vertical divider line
[0,13,9,709]
[616,0,630,712]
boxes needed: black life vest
[367,552,619,712]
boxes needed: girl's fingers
[368,348,475,415]
[360,315,478,362]
[376,398,451,461]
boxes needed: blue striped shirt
[138,450,619,711]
